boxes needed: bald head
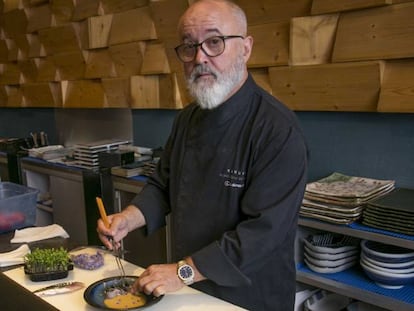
[178,0,248,39]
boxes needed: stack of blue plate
[360,240,414,289]
[304,233,359,273]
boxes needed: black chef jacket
[131,74,308,311]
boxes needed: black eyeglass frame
[174,35,245,63]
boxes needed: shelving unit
[20,157,101,245]
[297,218,414,310]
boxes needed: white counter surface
[3,249,246,310]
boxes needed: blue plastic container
[0,182,39,233]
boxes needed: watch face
[179,265,193,279]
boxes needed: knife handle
[96,197,110,229]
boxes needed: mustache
[189,65,217,81]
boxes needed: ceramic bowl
[304,245,359,261]
[360,252,414,270]
[305,258,356,274]
[360,260,414,289]
[304,234,359,255]
[304,251,357,268]
[361,256,414,274]
[361,240,414,263]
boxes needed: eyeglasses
[175,35,244,63]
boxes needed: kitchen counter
[2,248,246,311]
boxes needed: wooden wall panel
[5,85,24,107]
[35,56,58,82]
[101,0,149,14]
[0,0,413,110]
[21,82,62,107]
[0,40,8,62]
[332,2,414,62]
[18,59,37,82]
[247,21,290,67]
[6,39,19,61]
[130,75,160,108]
[86,14,113,49]
[311,0,392,15]
[269,61,383,111]
[50,0,74,26]
[102,77,130,108]
[235,0,312,25]
[2,9,27,37]
[140,43,170,75]
[378,60,414,112]
[2,0,22,13]
[25,4,52,32]
[53,50,86,80]
[14,34,31,59]
[38,24,82,55]
[289,14,339,65]
[0,85,7,107]
[0,63,22,84]
[109,42,144,77]
[62,79,105,108]
[108,7,157,45]
[71,0,101,22]
[84,49,116,79]
[27,33,46,58]
[149,0,188,47]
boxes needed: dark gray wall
[131,110,414,188]
[0,108,58,144]
[1,108,413,188]
[296,112,414,188]
[131,109,177,149]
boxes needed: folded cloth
[0,244,30,267]
[10,224,69,244]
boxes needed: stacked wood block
[0,0,187,109]
[270,0,414,112]
[0,0,413,111]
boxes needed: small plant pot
[24,247,73,282]
[24,262,74,282]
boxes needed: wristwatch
[177,259,194,285]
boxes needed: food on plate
[71,251,104,270]
[103,292,146,309]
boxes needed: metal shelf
[297,267,414,311]
[298,218,414,250]
[298,217,414,309]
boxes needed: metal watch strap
[177,259,194,285]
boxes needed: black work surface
[0,272,58,311]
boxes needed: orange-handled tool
[96,197,110,229]
[96,197,126,280]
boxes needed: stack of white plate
[360,239,414,289]
[304,233,359,273]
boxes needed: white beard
[186,56,245,110]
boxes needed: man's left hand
[133,263,184,297]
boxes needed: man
[97,0,308,310]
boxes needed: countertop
[2,247,246,311]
